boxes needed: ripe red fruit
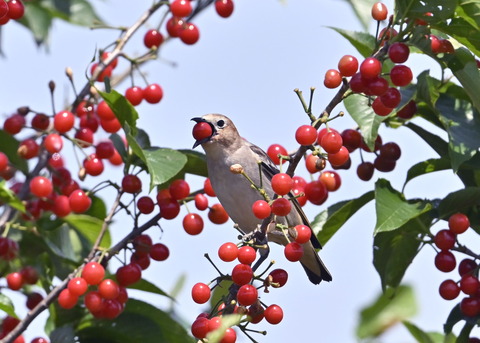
[271,197,292,216]
[18,139,39,159]
[170,0,192,17]
[319,170,341,191]
[388,43,410,63]
[215,0,234,18]
[192,122,213,141]
[371,2,388,21]
[360,57,382,79]
[439,39,454,54]
[44,133,63,153]
[295,125,317,146]
[30,176,53,198]
[372,97,393,116]
[271,173,293,196]
[221,328,237,343]
[338,55,358,77]
[218,242,238,262]
[21,266,39,284]
[434,229,456,250]
[183,213,204,235]
[237,246,256,265]
[194,193,209,211]
[90,63,112,82]
[68,277,88,296]
[99,279,120,299]
[54,110,75,133]
[58,289,78,309]
[328,146,350,167]
[191,317,209,339]
[7,272,24,290]
[131,253,151,270]
[83,154,104,176]
[100,117,122,133]
[435,250,456,272]
[208,203,229,224]
[96,101,116,120]
[180,23,200,45]
[236,284,258,306]
[390,65,413,87]
[294,224,312,244]
[264,304,283,324]
[31,113,50,131]
[321,130,343,154]
[232,263,253,285]
[143,83,164,104]
[101,51,118,69]
[0,0,7,20]
[144,29,164,49]
[252,200,271,219]
[169,179,190,200]
[116,263,142,286]
[3,114,25,134]
[84,291,104,313]
[137,196,155,214]
[69,190,92,213]
[26,292,43,310]
[304,180,328,205]
[191,283,211,304]
[397,100,417,119]
[439,279,460,300]
[125,86,144,106]
[150,243,170,261]
[460,275,480,295]
[204,178,216,196]
[461,297,480,317]
[267,144,288,165]
[324,69,342,89]
[122,174,142,194]
[166,16,185,38]
[379,142,401,160]
[374,155,396,172]
[449,213,470,234]
[269,269,288,288]
[74,128,94,147]
[459,259,477,276]
[367,77,389,96]
[0,152,8,171]
[53,195,71,217]
[284,242,304,262]
[82,262,105,285]
[102,299,123,319]
[380,87,402,108]
[7,0,24,20]
[159,198,181,220]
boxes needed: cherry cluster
[0,0,24,26]
[190,242,288,342]
[0,314,48,342]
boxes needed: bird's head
[191,114,239,149]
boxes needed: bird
[192,114,332,284]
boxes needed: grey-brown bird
[192,114,332,284]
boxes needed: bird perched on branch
[192,114,331,284]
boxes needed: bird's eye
[217,120,225,127]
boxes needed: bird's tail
[300,242,332,285]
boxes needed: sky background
[0,0,478,342]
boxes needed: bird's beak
[191,117,215,149]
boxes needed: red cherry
[360,57,382,79]
[192,122,213,142]
[53,195,71,217]
[0,152,8,172]
[7,0,24,20]
[434,229,456,250]
[69,189,92,213]
[236,284,258,306]
[137,196,155,214]
[459,259,477,276]
[191,283,211,304]
[269,269,288,288]
[304,180,328,205]
[150,243,170,261]
[191,317,209,339]
[367,77,389,96]
[435,250,456,272]
[96,101,116,120]
[220,328,237,343]
[267,144,288,165]
[58,289,78,309]
[31,113,50,131]
[284,242,303,262]
[460,275,480,296]
[379,142,401,160]
[30,176,53,198]
[143,83,163,104]
[20,266,39,284]
[208,203,229,224]
[461,297,480,317]
[74,127,94,147]
[82,262,105,285]
[122,174,142,194]
[371,2,388,20]
[397,100,417,119]
[166,16,185,38]
[215,0,234,18]
[338,55,358,77]
[295,125,317,146]
[96,141,115,159]
[0,0,7,20]
[449,213,470,234]
[264,304,283,324]
[116,263,142,286]
[374,155,396,172]
[180,23,200,45]
[125,86,144,106]
[194,193,209,211]
[44,133,63,153]
[18,139,39,159]
[3,113,25,134]
[26,292,43,310]
[7,272,24,290]
[237,246,256,265]
[271,197,291,216]
[67,277,88,296]
[324,69,342,89]
[372,97,393,116]
[159,198,181,220]
[439,279,460,300]
[328,146,350,167]
[388,43,410,63]
[252,200,271,219]
[170,0,192,17]
[183,213,204,235]
[99,279,120,299]
[380,87,402,108]
[169,179,190,200]
[294,224,312,244]
[271,173,293,196]
[84,291,104,313]
[390,65,413,87]
[90,63,112,82]
[144,29,164,49]
[232,263,253,285]
[218,242,238,262]
[319,170,341,191]
[83,154,104,176]
[204,178,216,196]
[321,130,343,153]
[101,51,118,69]
[100,117,122,133]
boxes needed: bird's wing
[249,143,322,250]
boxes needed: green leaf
[0,180,25,212]
[76,299,195,343]
[41,223,83,263]
[444,48,480,114]
[98,89,139,136]
[143,148,188,190]
[207,314,244,343]
[311,191,374,246]
[177,149,208,177]
[344,93,387,151]
[438,187,480,219]
[435,18,480,57]
[63,214,111,249]
[403,321,446,343]
[127,279,173,300]
[436,93,480,171]
[373,213,431,290]
[403,158,451,188]
[210,279,233,310]
[328,27,376,57]
[0,130,28,174]
[21,3,52,45]
[395,0,456,23]
[357,285,417,339]
[84,194,107,220]
[374,179,432,235]
[50,325,77,343]
[458,323,475,343]
[416,71,440,110]
[444,304,463,334]
[344,0,376,31]
[0,294,17,318]
[65,0,104,27]
[405,122,448,157]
